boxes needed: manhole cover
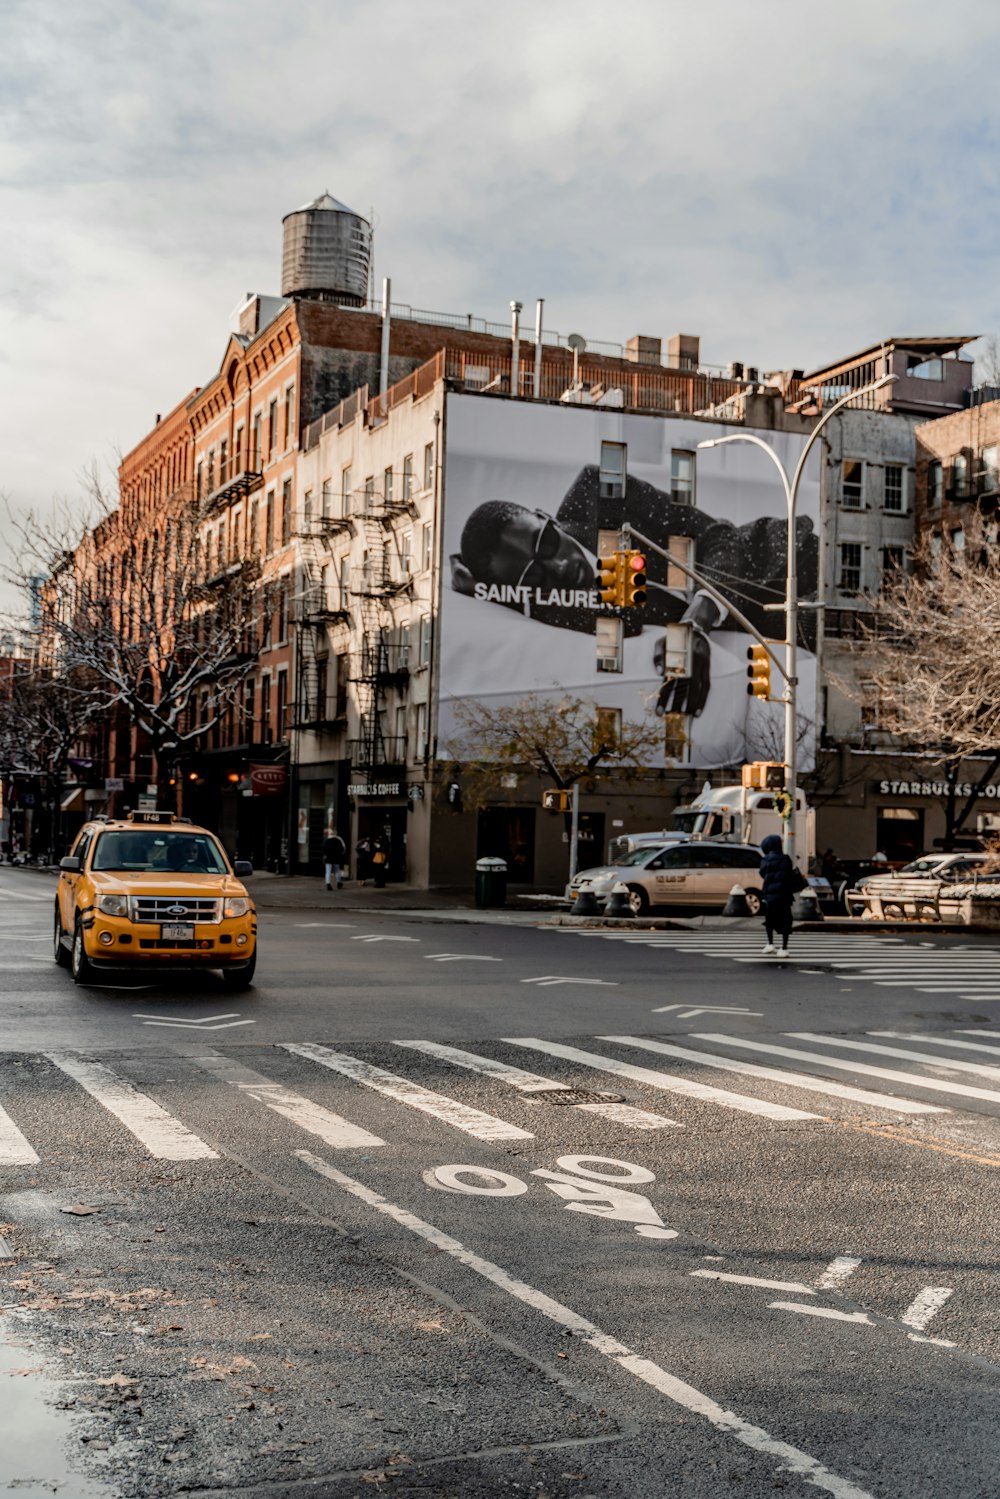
[533,1088,625,1106]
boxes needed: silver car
[568,841,764,916]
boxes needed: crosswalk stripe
[502,1038,820,1121]
[597,1036,946,1115]
[190,1049,386,1149]
[394,1039,680,1131]
[693,1034,1000,1107]
[44,1052,218,1160]
[789,1032,1000,1082]
[0,1102,39,1165]
[280,1042,534,1142]
[870,1031,1000,1058]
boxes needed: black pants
[764,901,792,949]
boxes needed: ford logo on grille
[166,904,189,916]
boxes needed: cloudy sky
[2,0,998,582]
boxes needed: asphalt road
[3,866,1000,1498]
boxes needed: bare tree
[5,492,272,809]
[450,692,665,810]
[850,512,1000,845]
[0,663,101,860]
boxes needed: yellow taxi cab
[54,810,257,989]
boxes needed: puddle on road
[0,1334,114,1497]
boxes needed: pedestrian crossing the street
[4,1027,1000,1169]
[561,927,1000,1002]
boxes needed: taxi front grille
[131,897,221,924]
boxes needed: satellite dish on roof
[567,332,587,385]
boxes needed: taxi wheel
[744,887,763,917]
[70,919,96,985]
[221,952,256,991]
[53,905,69,967]
[626,884,650,917]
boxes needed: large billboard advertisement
[438,394,819,769]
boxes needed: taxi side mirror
[234,860,253,877]
[59,856,81,873]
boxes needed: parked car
[846,852,995,917]
[567,840,765,916]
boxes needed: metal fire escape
[348,478,414,771]
[292,506,352,729]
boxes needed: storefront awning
[61,788,84,813]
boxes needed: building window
[276,670,288,739]
[860,681,881,729]
[415,701,428,760]
[321,478,332,519]
[421,522,433,573]
[928,460,943,508]
[303,489,313,530]
[196,460,204,500]
[335,652,349,718]
[599,441,626,500]
[395,705,407,757]
[219,437,228,484]
[595,706,622,751]
[842,459,863,507]
[884,464,904,512]
[234,424,244,469]
[363,475,375,516]
[243,678,255,739]
[252,412,262,468]
[419,615,432,666]
[670,450,695,505]
[232,507,243,562]
[281,479,292,544]
[384,466,394,508]
[839,542,863,593]
[276,581,289,643]
[402,454,414,501]
[264,490,275,553]
[951,527,966,553]
[268,399,278,461]
[423,442,435,492]
[315,655,328,721]
[981,445,999,493]
[398,532,412,581]
[248,498,259,553]
[206,448,216,494]
[339,555,350,608]
[880,546,905,588]
[285,383,295,448]
[342,466,353,517]
[260,675,272,743]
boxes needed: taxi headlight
[97,894,129,917]
[223,897,251,919]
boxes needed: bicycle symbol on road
[422,1154,677,1240]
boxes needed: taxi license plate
[161,923,194,940]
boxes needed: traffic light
[597,553,622,606]
[746,643,771,698]
[542,789,570,813]
[622,551,647,607]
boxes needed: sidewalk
[247,871,560,918]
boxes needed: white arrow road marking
[133,1013,256,1030]
[769,1302,872,1325]
[297,1153,876,1499]
[424,954,503,963]
[45,1052,217,1161]
[521,976,619,987]
[351,935,421,943]
[652,1004,762,1018]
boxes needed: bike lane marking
[297,1150,874,1499]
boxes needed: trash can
[475,856,508,909]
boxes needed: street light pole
[697,372,897,865]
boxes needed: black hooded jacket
[759,834,796,907]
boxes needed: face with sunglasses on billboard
[450,500,594,604]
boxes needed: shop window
[876,807,923,863]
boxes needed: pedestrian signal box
[742,761,786,790]
[622,551,647,608]
[597,553,623,607]
[542,789,570,813]
[746,643,771,698]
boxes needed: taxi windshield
[617,846,668,867]
[91,829,229,875]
